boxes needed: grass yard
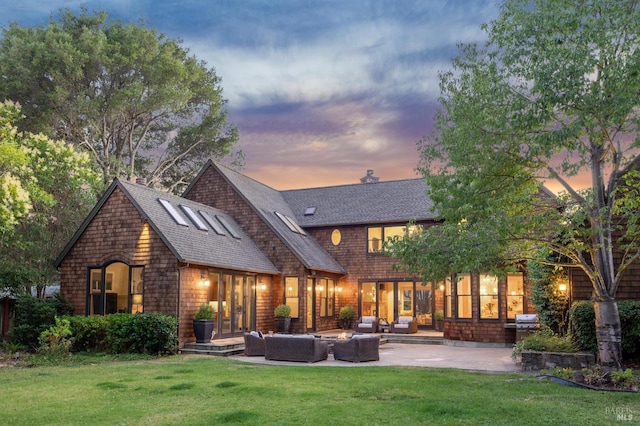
[0,355,637,425]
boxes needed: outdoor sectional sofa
[264,334,329,363]
[243,332,266,356]
[333,335,380,362]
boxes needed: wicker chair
[243,332,266,356]
[355,316,379,333]
[333,335,380,362]
[390,316,418,334]
[264,335,329,363]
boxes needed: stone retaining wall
[521,349,596,371]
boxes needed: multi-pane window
[319,278,335,317]
[479,274,499,319]
[443,278,452,319]
[285,277,299,318]
[507,273,525,320]
[88,263,144,315]
[456,273,472,319]
[367,226,405,252]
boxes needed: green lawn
[0,355,637,425]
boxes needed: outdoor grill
[515,314,540,341]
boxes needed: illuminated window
[367,225,406,253]
[507,273,525,321]
[456,273,472,319]
[479,274,499,319]
[331,229,341,246]
[285,277,299,318]
[319,278,335,317]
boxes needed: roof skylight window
[158,199,188,226]
[199,211,226,235]
[275,211,306,236]
[304,206,317,216]
[180,205,208,231]
[216,215,241,239]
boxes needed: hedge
[569,299,640,361]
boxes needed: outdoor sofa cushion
[264,335,328,363]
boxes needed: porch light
[260,283,266,291]
[558,283,567,293]
[200,270,210,286]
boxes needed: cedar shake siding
[59,187,179,319]
[56,161,638,348]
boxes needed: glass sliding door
[378,282,394,324]
[397,281,414,317]
[415,283,434,327]
[216,273,256,338]
[307,277,315,332]
[360,282,377,317]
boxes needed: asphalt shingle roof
[211,162,346,274]
[281,178,437,227]
[122,179,280,274]
[56,178,279,274]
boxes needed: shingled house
[56,161,546,347]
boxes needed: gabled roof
[202,162,346,274]
[281,178,437,227]
[55,178,280,275]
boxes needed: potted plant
[193,303,215,343]
[274,304,291,333]
[434,309,444,332]
[339,305,355,330]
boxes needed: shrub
[9,295,73,351]
[569,299,640,360]
[274,304,291,318]
[105,313,178,355]
[512,327,577,361]
[194,303,215,320]
[569,300,596,353]
[38,317,73,356]
[618,300,640,360]
[610,368,639,391]
[65,315,109,352]
[339,305,354,320]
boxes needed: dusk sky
[2,0,500,190]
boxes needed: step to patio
[180,341,245,357]
[381,334,444,345]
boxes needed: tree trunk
[593,299,623,369]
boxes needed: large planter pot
[193,319,215,343]
[435,320,444,332]
[341,318,352,330]
[275,317,291,333]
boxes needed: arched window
[87,262,144,315]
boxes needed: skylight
[180,205,208,231]
[158,199,188,226]
[199,211,226,235]
[275,211,306,236]
[304,206,317,216]
[215,215,241,239]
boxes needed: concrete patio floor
[228,330,521,372]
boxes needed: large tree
[0,101,101,295]
[0,8,239,193]
[387,0,640,368]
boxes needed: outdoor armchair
[355,316,379,333]
[390,316,418,334]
